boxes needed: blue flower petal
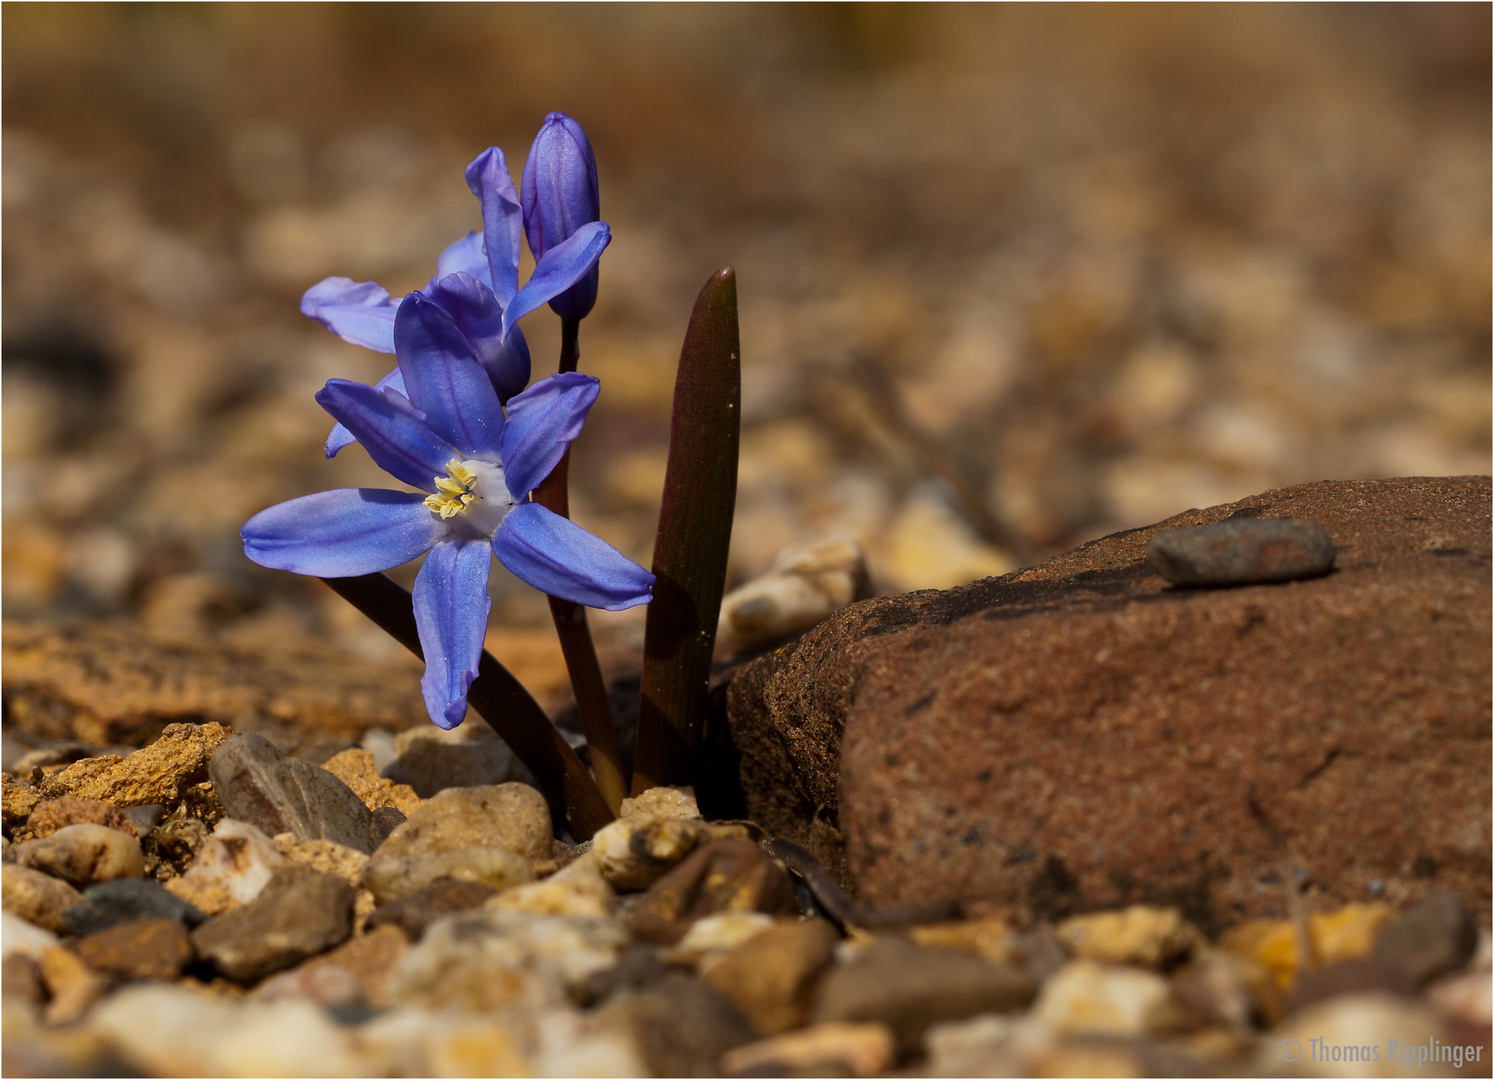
[464,148,523,310]
[325,367,408,458]
[424,273,531,404]
[412,538,493,729]
[498,372,600,500]
[241,489,440,576]
[301,277,398,353]
[502,221,611,337]
[492,502,654,611]
[433,231,493,291]
[315,379,453,490]
[394,293,507,458]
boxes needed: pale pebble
[1057,904,1204,969]
[164,818,284,915]
[619,785,701,821]
[1031,959,1181,1036]
[592,814,706,891]
[2,863,84,933]
[1266,992,1460,1078]
[722,1021,897,1078]
[15,823,144,888]
[361,847,534,904]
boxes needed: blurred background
[4,4,1489,695]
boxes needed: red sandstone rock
[726,477,1491,931]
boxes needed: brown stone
[627,838,800,945]
[1,620,427,749]
[1,774,42,835]
[36,723,230,808]
[16,797,138,842]
[726,478,1492,930]
[71,919,194,981]
[812,933,1036,1052]
[321,748,423,817]
[293,923,409,1009]
[190,864,356,984]
[364,879,498,940]
[2,863,84,933]
[701,917,839,1034]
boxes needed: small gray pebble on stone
[1374,891,1477,986]
[1147,517,1335,587]
[64,878,207,935]
[208,732,384,854]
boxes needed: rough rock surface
[190,863,356,984]
[35,723,230,808]
[208,733,383,854]
[726,478,1492,928]
[1,620,427,749]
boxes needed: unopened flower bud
[521,112,602,319]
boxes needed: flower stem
[319,571,614,839]
[529,316,630,813]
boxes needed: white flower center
[424,457,513,537]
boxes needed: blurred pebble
[671,911,778,967]
[486,854,615,918]
[596,971,756,1078]
[254,922,407,1010]
[365,879,497,940]
[910,917,1015,964]
[15,823,144,888]
[87,983,363,1077]
[1374,891,1477,987]
[2,863,83,932]
[164,818,285,916]
[718,538,868,649]
[389,909,629,1011]
[627,838,799,946]
[1291,957,1418,1011]
[721,1021,896,1077]
[63,877,207,934]
[1171,946,1285,1031]
[814,933,1036,1053]
[1426,968,1492,1026]
[1266,992,1458,1078]
[382,723,523,798]
[39,944,111,1024]
[373,783,552,863]
[593,813,708,891]
[619,784,701,820]
[1,909,61,957]
[361,847,533,904]
[1031,959,1180,1036]
[1147,517,1335,586]
[71,918,194,981]
[700,917,838,1035]
[1056,904,1205,969]
[1220,903,1397,991]
[190,864,355,984]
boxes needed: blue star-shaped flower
[299,146,610,455]
[241,293,653,730]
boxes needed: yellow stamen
[424,459,479,519]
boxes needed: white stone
[675,911,777,959]
[1268,993,1459,1078]
[90,984,361,1077]
[1,909,59,957]
[717,538,867,648]
[175,818,285,904]
[592,814,705,891]
[1031,959,1179,1036]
